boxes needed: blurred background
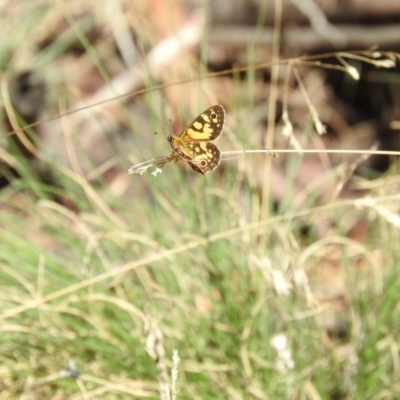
[1,0,400,398]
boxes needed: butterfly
[157,105,225,175]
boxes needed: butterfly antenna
[154,119,173,137]
[168,118,174,137]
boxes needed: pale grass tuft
[373,59,396,68]
[129,165,150,175]
[250,255,292,296]
[336,54,360,80]
[160,385,171,400]
[127,161,164,177]
[59,360,79,379]
[338,51,396,70]
[271,333,295,372]
[356,197,400,228]
[129,154,181,176]
[292,268,316,307]
[313,118,327,135]
[281,65,303,150]
[158,350,180,400]
[151,167,163,177]
[371,51,382,58]
[144,318,168,394]
[144,319,181,400]
[293,68,327,135]
[345,65,360,80]
[281,111,293,138]
[128,160,155,175]
[171,350,180,400]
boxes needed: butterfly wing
[180,105,225,142]
[188,142,221,174]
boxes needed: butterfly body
[167,105,224,174]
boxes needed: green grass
[1,2,400,399]
[2,169,400,398]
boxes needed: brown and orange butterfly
[157,105,225,174]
